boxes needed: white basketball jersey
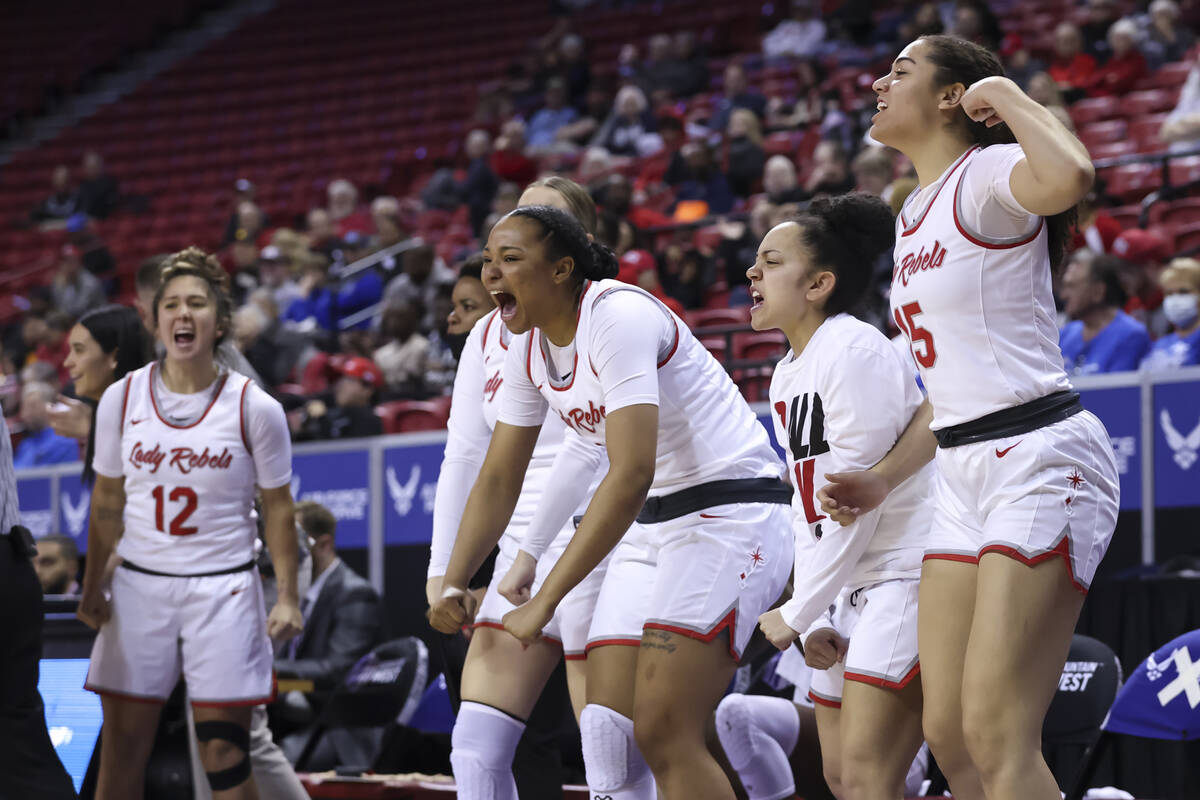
[769,314,929,593]
[890,145,1071,430]
[510,280,782,494]
[478,309,578,534]
[116,363,261,573]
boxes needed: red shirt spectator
[490,119,538,187]
[616,249,686,318]
[1048,22,1097,90]
[1084,20,1148,97]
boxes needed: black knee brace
[195,720,252,791]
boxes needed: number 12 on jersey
[894,301,937,368]
[151,485,199,536]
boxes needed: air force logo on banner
[387,466,420,516]
[63,488,90,538]
[1146,646,1200,709]
[1160,409,1200,470]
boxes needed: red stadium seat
[1121,89,1179,117]
[1088,140,1137,161]
[1108,204,1143,229]
[1069,96,1120,127]
[734,331,787,361]
[376,399,450,434]
[1173,222,1200,254]
[1078,120,1128,150]
[1168,156,1200,187]
[1100,164,1162,202]
[686,308,748,330]
[1159,197,1200,227]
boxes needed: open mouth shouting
[492,290,518,322]
[173,326,197,349]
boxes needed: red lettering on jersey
[167,446,234,474]
[895,240,947,287]
[130,441,166,473]
[483,370,503,403]
[794,458,827,526]
[558,400,607,434]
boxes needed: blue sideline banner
[1078,386,1142,511]
[17,476,53,538]
[291,447,371,549]
[1153,379,1200,509]
[381,441,444,546]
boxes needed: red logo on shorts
[738,546,766,589]
[1065,468,1086,516]
[995,441,1022,458]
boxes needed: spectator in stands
[384,243,458,333]
[242,288,312,388]
[1073,193,1124,254]
[223,200,265,247]
[222,178,263,244]
[668,30,709,98]
[298,356,384,440]
[1048,23,1097,98]
[950,0,1002,51]
[76,150,119,219]
[851,146,897,199]
[616,249,687,317]
[1080,0,1124,57]
[895,2,944,43]
[13,382,78,468]
[423,284,460,396]
[1141,0,1195,67]
[276,501,383,767]
[763,0,827,61]
[283,257,337,340]
[257,245,304,312]
[228,234,262,304]
[327,179,372,238]
[559,32,591,107]
[1084,19,1148,97]
[306,207,341,257]
[710,63,768,133]
[1113,228,1172,336]
[1059,253,1152,374]
[765,59,824,131]
[34,534,79,595]
[717,200,776,291]
[726,109,766,198]
[671,141,735,215]
[762,155,807,204]
[527,77,579,152]
[31,165,79,224]
[1027,71,1066,110]
[374,300,430,397]
[591,85,656,157]
[1142,258,1200,368]
[491,118,539,187]
[51,244,105,320]
[638,34,678,99]
[999,33,1045,90]
[66,213,116,279]
[462,129,499,236]
[802,139,855,199]
[660,245,710,310]
[1160,59,1200,152]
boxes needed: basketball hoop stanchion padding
[1066,629,1200,800]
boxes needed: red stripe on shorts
[978,536,1088,595]
[808,690,842,709]
[922,551,979,565]
[844,661,921,690]
[643,608,740,662]
[585,638,642,653]
[471,621,563,646]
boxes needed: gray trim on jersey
[149,363,231,428]
[952,157,1042,246]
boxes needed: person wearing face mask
[1142,258,1200,369]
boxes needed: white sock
[449,701,524,800]
[715,694,800,800]
[579,704,656,800]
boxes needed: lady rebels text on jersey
[92,362,293,573]
[770,314,932,635]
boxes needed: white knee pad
[449,701,524,800]
[579,704,655,800]
[714,694,800,800]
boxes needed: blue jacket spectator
[13,383,79,469]
[709,63,767,134]
[1142,258,1200,370]
[527,78,579,150]
[1059,253,1152,374]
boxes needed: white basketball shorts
[85,565,274,705]
[925,410,1119,593]
[473,521,606,660]
[807,579,921,708]
[587,502,792,661]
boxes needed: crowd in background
[5,0,1200,467]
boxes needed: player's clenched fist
[803,627,848,671]
[76,586,111,630]
[758,608,800,652]
[429,586,477,634]
[267,600,304,641]
[502,598,552,645]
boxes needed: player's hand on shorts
[803,627,849,670]
[502,597,553,646]
[757,608,800,652]
[425,576,443,610]
[497,551,537,606]
[76,586,111,629]
[429,585,477,634]
[960,75,1018,128]
[268,600,304,641]
[47,395,92,440]
[817,470,889,526]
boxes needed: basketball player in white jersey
[722,195,929,800]
[428,178,611,799]
[430,205,792,800]
[77,248,303,800]
[819,36,1119,800]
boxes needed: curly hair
[152,246,234,350]
[789,193,896,316]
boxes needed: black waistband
[933,391,1083,448]
[120,559,256,578]
[636,477,792,524]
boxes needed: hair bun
[587,241,620,280]
[810,193,895,265]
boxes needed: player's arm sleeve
[780,347,907,634]
[91,378,128,479]
[517,428,606,560]
[590,291,668,413]
[430,322,492,579]
[242,384,293,489]
[496,334,550,427]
